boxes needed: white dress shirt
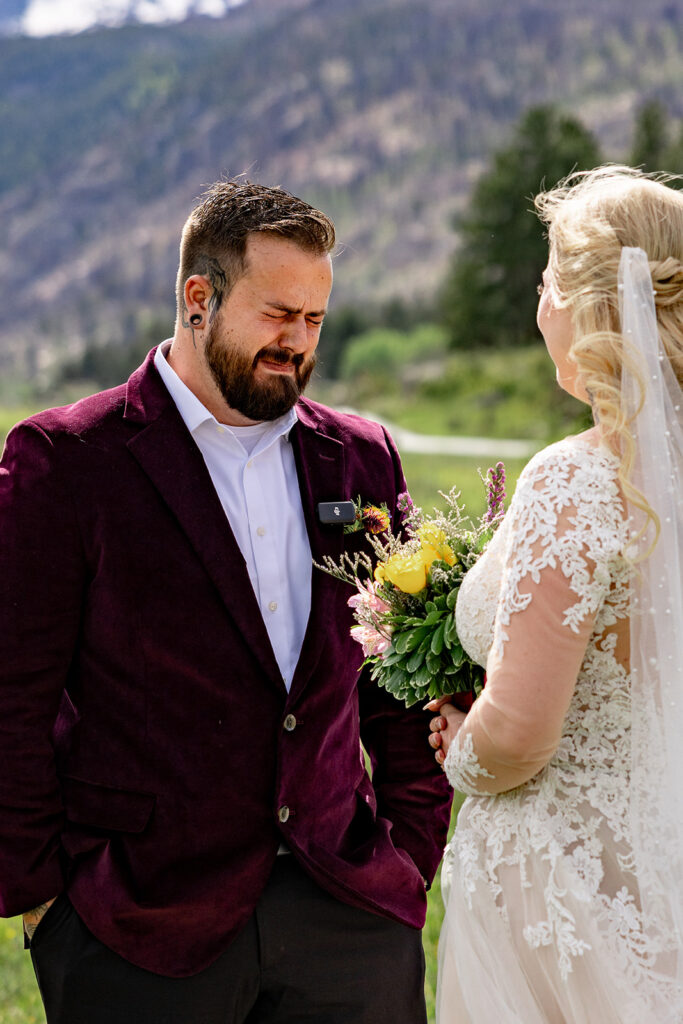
[154,343,312,691]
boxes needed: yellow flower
[374,563,386,582]
[418,524,456,566]
[383,552,428,594]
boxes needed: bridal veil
[621,246,683,991]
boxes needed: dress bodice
[454,510,511,670]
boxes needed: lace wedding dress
[437,433,683,1023]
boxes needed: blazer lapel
[125,366,283,689]
[290,417,345,566]
[288,407,348,698]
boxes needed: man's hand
[426,700,466,766]
[22,897,57,942]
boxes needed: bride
[428,166,683,1023]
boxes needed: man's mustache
[254,347,305,369]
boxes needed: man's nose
[279,316,310,353]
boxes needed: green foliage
[439,105,602,350]
[56,313,172,390]
[0,918,44,1023]
[414,345,593,440]
[317,306,376,379]
[322,340,593,444]
[318,299,438,381]
[630,98,670,172]
[373,581,485,707]
[340,324,448,381]
[666,124,683,180]
[628,97,683,180]
[632,102,683,182]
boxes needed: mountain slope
[2,0,683,379]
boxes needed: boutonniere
[344,496,392,535]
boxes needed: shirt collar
[154,341,298,445]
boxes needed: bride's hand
[426,701,466,765]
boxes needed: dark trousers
[30,856,428,1024]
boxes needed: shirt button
[246,460,253,469]
[257,526,266,537]
[216,425,225,434]
[268,601,278,612]
[283,714,297,732]
[278,805,290,823]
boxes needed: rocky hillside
[2,0,683,379]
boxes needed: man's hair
[175,179,336,321]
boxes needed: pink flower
[350,624,391,657]
[347,578,391,618]
[348,579,392,656]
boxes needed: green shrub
[340,324,448,382]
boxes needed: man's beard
[204,327,316,422]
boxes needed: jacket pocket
[61,776,156,833]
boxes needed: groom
[0,180,452,1023]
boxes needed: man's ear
[184,275,212,321]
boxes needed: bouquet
[317,464,506,707]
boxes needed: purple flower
[485,462,506,523]
[397,491,414,514]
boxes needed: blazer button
[278,805,290,823]
[283,714,297,732]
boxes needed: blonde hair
[535,166,683,548]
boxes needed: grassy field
[0,918,43,1024]
[0,408,40,447]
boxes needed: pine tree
[630,99,669,173]
[440,106,601,350]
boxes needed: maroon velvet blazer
[0,349,452,976]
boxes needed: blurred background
[1,0,683,1019]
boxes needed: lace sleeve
[445,442,626,796]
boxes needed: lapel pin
[317,501,357,526]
